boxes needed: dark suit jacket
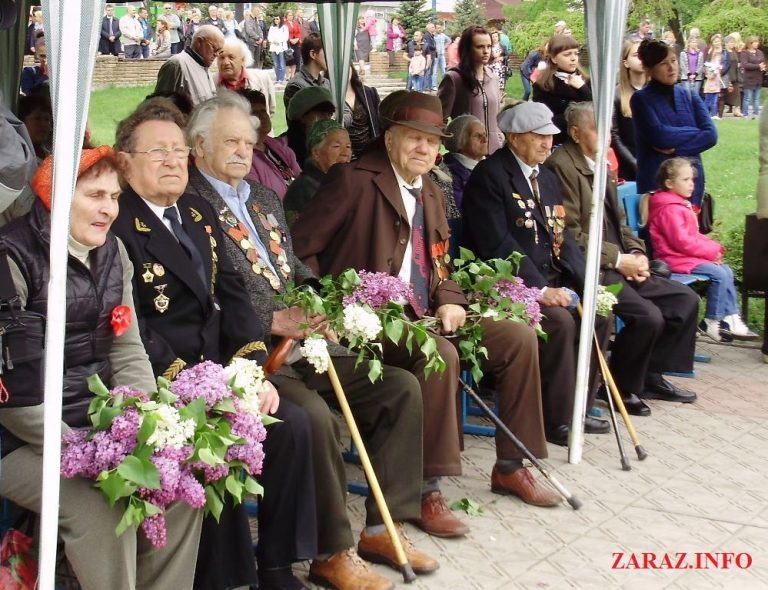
[544,139,646,271]
[463,146,586,291]
[99,16,121,54]
[111,188,267,378]
[291,146,466,311]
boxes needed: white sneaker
[699,319,722,342]
[724,314,759,340]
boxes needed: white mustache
[226,157,250,166]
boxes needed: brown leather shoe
[308,549,394,590]
[358,525,439,575]
[491,466,562,507]
[409,491,469,537]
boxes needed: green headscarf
[307,119,346,152]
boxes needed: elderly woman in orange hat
[0,147,202,590]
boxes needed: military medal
[153,284,170,313]
[517,200,526,210]
[152,263,165,277]
[142,264,154,283]
[545,205,551,217]
[527,199,535,209]
[525,219,534,229]
[516,218,524,227]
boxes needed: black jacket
[1,202,122,452]
[463,146,586,292]
[532,76,593,145]
[611,93,637,181]
[111,189,267,378]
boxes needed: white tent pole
[38,1,104,586]
[569,0,630,463]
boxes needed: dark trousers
[193,399,316,590]
[273,356,422,555]
[171,41,182,55]
[538,306,612,427]
[606,271,698,393]
[250,43,264,68]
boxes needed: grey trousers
[0,444,203,590]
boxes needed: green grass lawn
[87,85,288,145]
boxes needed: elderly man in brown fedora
[292,92,562,542]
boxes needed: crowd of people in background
[3,5,768,590]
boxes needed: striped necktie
[407,187,431,317]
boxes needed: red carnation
[111,305,132,337]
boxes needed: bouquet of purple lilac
[277,268,445,381]
[61,359,275,548]
[451,248,547,382]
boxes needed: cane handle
[264,337,296,376]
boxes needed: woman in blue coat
[631,39,717,209]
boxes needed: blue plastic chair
[617,183,711,373]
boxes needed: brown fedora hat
[382,91,452,138]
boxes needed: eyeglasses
[129,147,191,162]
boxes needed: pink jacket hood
[648,190,724,273]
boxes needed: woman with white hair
[442,114,487,213]
[216,37,277,117]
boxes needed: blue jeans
[410,74,423,91]
[680,79,701,96]
[743,87,762,117]
[521,73,531,101]
[692,262,739,320]
[272,51,285,82]
[704,92,719,116]
[141,43,150,59]
[432,54,445,88]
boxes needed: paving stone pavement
[260,340,768,589]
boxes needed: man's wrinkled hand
[539,287,572,308]
[271,306,326,339]
[436,303,466,334]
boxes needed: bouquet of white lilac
[277,269,445,381]
[595,284,621,317]
[61,358,276,548]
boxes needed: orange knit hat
[31,145,116,211]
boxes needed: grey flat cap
[498,102,561,135]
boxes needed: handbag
[698,191,714,234]
[284,46,294,60]
[0,244,46,408]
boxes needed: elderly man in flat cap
[293,92,562,539]
[463,101,612,447]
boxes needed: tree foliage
[504,0,583,23]
[506,10,585,58]
[450,0,486,37]
[396,0,432,40]
[689,0,768,42]
[263,2,299,22]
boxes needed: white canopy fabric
[570,0,630,463]
[316,1,360,123]
[38,2,102,586]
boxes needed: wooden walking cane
[576,304,648,461]
[264,337,417,583]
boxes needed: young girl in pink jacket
[648,158,758,342]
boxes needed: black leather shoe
[584,415,610,434]
[597,387,652,417]
[623,393,652,417]
[545,424,569,447]
[642,374,697,403]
